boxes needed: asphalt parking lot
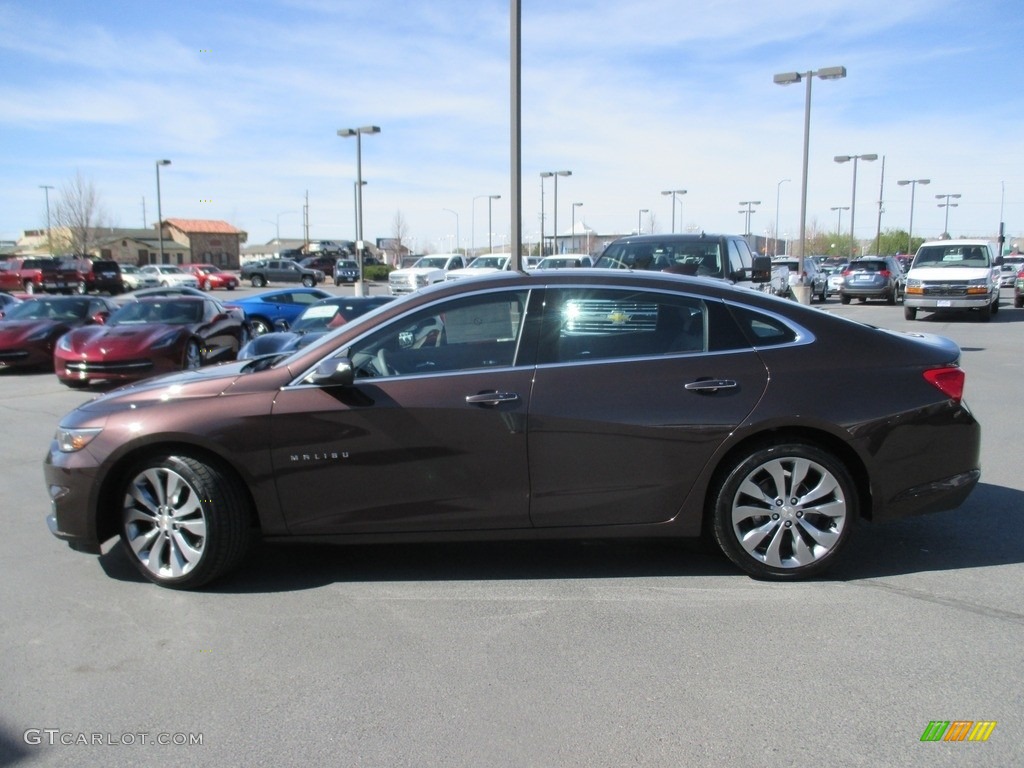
[1,284,1022,767]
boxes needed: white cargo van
[903,239,1001,321]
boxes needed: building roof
[164,219,244,235]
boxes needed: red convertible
[0,296,117,370]
[54,296,246,388]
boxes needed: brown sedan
[43,270,980,588]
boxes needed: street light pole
[487,194,501,253]
[936,193,961,236]
[773,65,847,275]
[338,125,381,295]
[660,189,687,233]
[738,201,761,237]
[830,205,850,235]
[774,179,790,256]
[539,173,551,256]
[638,208,649,235]
[443,208,460,253]
[571,202,582,252]
[39,185,54,255]
[834,153,878,259]
[155,159,171,265]
[896,179,930,254]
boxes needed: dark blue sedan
[224,287,332,335]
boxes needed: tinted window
[596,239,723,277]
[726,305,798,348]
[347,290,529,378]
[537,288,707,364]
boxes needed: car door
[269,288,535,535]
[527,286,769,528]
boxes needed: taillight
[842,269,851,277]
[923,366,965,403]
[880,270,891,278]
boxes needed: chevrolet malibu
[44,270,981,589]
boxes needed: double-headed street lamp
[896,178,930,254]
[830,205,850,234]
[338,125,381,294]
[638,208,649,235]
[834,153,878,259]
[936,193,961,236]
[540,171,571,255]
[738,200,760,237]
[155,159,171,265]
[486,194,501,253]
[660,189,687,233]
[773,65,847,273]
[442,208,460,253]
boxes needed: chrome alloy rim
[184,342,201,369]
[731,457,847,569]
[123,468,208,579]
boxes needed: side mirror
[306,357,355,386]
[750,255,772,284]
[91,311,109,325]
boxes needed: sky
[2,0,1022,254]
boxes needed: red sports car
[54,296,246,388]
[184,264,239,291]
[0,296,117,371]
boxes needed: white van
[903,239,1001,321]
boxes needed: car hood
[0,318,66,342]
[908,266,993,281]
[447,268,502,279]
[62,323,187,355]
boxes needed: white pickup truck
[903,239,1002,321]
[388,253,467,296]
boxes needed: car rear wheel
[840,294,850,305]
[249,316,271,335]
[711,443,856,580]
[118,456,252,589]
[904,306,917,320]
[1015,295,1023,309]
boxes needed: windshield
[155,266,185,274]
[337,260,357,269]
[413,257,451,269]
[5,298,91,321]
[467,256,507,269]
[110,300,202,325]
[913,245,991,268]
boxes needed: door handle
[684,379,738,393]
[465,392,520,406]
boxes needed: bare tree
[52,170,110,257]
[388,209,411,264]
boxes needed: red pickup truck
[0,257,84,295]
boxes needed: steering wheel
[376,348,397,377]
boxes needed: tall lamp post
[39,184,54,255]
[442,208,460,253]
[155,159,171,265]
[540,171,571,254]
[834,153,878,259]
[830,205,850,235]
[637,208,649,235]
[486,194,501,253]
[338,125,381,295]
[896,178,930,254]
[571,202,583,252]
[774,179,790,256]
[936,193,961,236]
[773,65,847,275]
[738,200,761,237]
[660,189,687,233]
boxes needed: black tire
[183,339,202,369]
[711,443,856,580]
[1015,295,1023,309]
[886,289,896,306]
[904,306,917,320]
[118,455,252,589]
[301,276,315,287]
[251,275,266,288]
[62,379,91,389]
[249,316,271,336]
[840,294,851,305]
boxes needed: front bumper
[904,295,991,310]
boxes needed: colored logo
[920,721,996,742]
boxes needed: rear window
[848,260,887,272]
[596,240,724,277]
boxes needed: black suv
[594,233,770,288]
[839,256,904,305]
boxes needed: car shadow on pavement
[98,482,1021,593]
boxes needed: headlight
[152,331,182,349]
[57,333,74,351]
[55,427,103,453]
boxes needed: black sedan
[238,296,393,359]
[43,270,980,589]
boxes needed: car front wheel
[118,456,252,589]
[249,317,271,335]
[711,443,856,580]
[301,276,315,287]
[251,275,266,288]
[904,306,917,320]
[183,339,202,369]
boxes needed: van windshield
[914,245,990,268]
